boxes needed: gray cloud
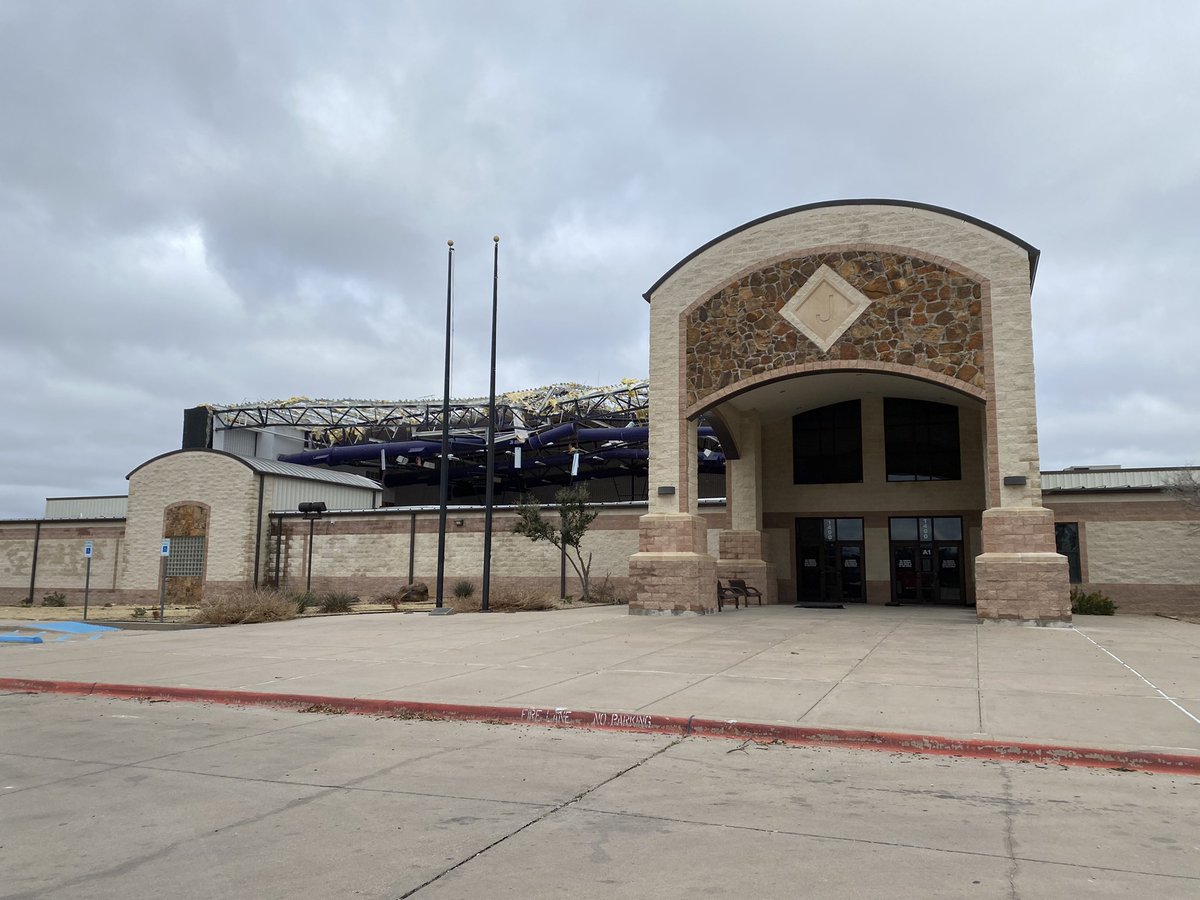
[2,0,1197,516]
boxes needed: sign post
[159,539,171,621]
[82,541,93,621]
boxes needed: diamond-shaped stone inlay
[778,264,873,353]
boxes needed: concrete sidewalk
[3,604,1199,758]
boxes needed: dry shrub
[584,575,627,606]
[443,585,557,613]
[447,593,481,613]
[191,586,298,625]
[317,591,358,614]
[489,586,558,612]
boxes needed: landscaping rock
[392,582,430,609]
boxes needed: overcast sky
[1,1,1197,518]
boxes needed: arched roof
[643,199,1040,301]
[126,448,380,490]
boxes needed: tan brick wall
[123,453,260,592]
[759,396,987,515]
[1084,521,1200,585]
[1080,584,1200,617]
[270,507,643,600]
[1047,494,1190,518]
[629,552,718,615]
[727,409,764,531]
[982,508,1058,554]
[976,552,1071,622]
[1046,493,1199,614]
[0,521,125,604]
[718,530,770,560]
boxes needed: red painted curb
[4,676,1199,776]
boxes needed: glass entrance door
[796,517,865,603]
[936,545,961,602]
[888,517,965,605]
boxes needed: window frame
[792,400,863,485]
[1054,522,1082,584]
[883,397,962,482]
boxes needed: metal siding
[237,455,380,489]
[220,429,258,456]
[44,497,129,518]
[268,478,378,513]
[1042,468,1186,491]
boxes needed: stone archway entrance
[628,200,1070,623]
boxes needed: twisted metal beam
[205,380,650,448]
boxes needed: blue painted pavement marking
[25,622,119,634]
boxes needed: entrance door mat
[795,603,845,609]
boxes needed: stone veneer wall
[685,250,983,410]
[163,502,210,605]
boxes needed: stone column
[974,265,1071,623]
[976,508,1069,622]
[715,410,777,603]
[629,419,717,615]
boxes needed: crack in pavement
[999,763,1021,899]
[395,736,684,898]
[563,802,1200,884]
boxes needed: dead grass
[448,586,559,613]
[493,587,560,612]
[191,586,298,625]
[585,575,628,606]
[0,603,193,622]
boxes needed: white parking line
[1076,628,1200,727]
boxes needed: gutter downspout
[28,521,41,604]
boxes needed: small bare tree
[1166,468,1200,535]
[513,485,598,600]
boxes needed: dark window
[1055,522,1082,584]
[835,518,863,541]
[933,517,962,540]
[793,400,862,484]
[884,398,961,482]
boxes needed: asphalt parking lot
[3,691,1199,900]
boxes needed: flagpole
[432,240,455,615]
[481,235,500,613]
